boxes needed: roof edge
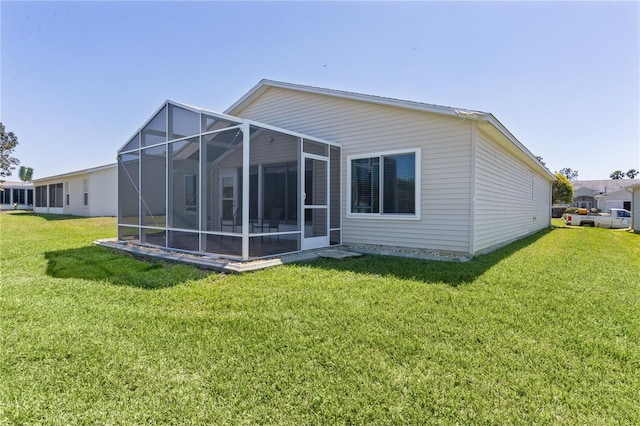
[227,79,555,181]
[32,163,117,183]
[224,79,483,119]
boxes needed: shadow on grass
[302,227,553,287]
[6,211,81,221]
[44,245,206,289]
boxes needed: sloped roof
[572,179,640,194]
[0,181,33,188]
[226,79,555,181]
[32,163,116,184]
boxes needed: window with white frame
[82,180,89,206]
[349,150,418,216]
[65,182,70,206]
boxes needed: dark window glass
[383,154,415,214]
[49,183,63,207]
[351,157,379,213]
[35,186,47,207]
[12,189,25,205]
[351,153,415,215]
[0,188,10,204]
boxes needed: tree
[626,169,638,179]
[559,167,579,181]
[0,122,20,179]
[19,166,34,183]
[552,172,574,204]
[610,170,624,180]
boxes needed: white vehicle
[564,208,631,229]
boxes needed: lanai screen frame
[117,100,341,261]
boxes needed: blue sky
[1,1,638,180]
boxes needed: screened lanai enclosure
[117,101,341,260]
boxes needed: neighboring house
[628,184,640,232]
[33,164,117,216]
[116,80,555,261]
[0,181,33,210]
[571,179,638,211]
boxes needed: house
[571,179,638,211]
[33,163,117,216]
[0,181,33,210]
[116,80,555,261]
[627,184,640,232]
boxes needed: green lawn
[1,211,639,424]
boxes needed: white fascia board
[225,79,469,118]
[32,163,117,184]
[0,181,33,188]
[224,79,271,115]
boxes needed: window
[12,189,26,205]
[0,188,10,204]
[349,150,418,216]
[82,180,88,206]
[65,182,70,206]
[35,185,47,207]
[49,183,63,207]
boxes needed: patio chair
[220,208,242,237]
[254,207,283,242]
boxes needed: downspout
[456,110,484,257]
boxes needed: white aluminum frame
[117,100,342,261]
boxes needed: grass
[1,211,639,424]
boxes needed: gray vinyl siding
[473,130,550,254]
[237,87,473,253]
